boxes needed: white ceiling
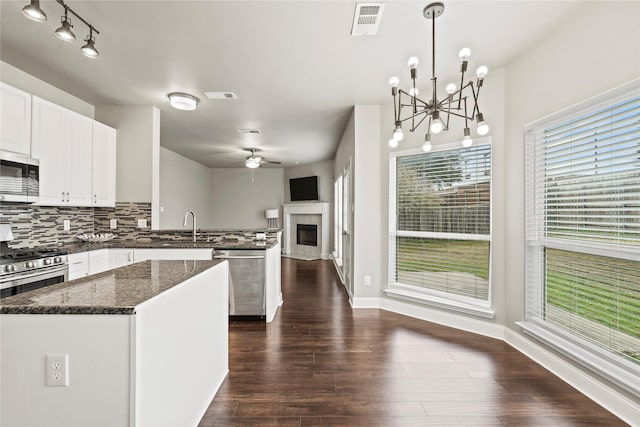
[0,0,582,168]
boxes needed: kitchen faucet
[183,210,197,242]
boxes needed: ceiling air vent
[351,3,385,36]
[204,91,238,100]
[236,129,261,135]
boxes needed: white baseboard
[380,297,504,340]
[351,297,380,308]
[504,329,640,426]
[370,297,638,425]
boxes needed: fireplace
[283,202,330,259]
[297,224,318,247]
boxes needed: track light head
[55,11,75,42]
[81,30,99,58]
[22,0,47,22]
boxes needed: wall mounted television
[289,176,318,202]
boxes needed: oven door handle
[0,265,69,290]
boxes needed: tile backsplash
[0,201,279,249]
[0,202,151,250]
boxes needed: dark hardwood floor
[198,258,627,426]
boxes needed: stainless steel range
[0,224,68,299]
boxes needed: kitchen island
[1,259,229,427]
[56,236,283,322]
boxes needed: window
[333,175,343,265]
[524,85,640,395]
[387,141,493,316]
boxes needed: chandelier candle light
[389,2,489,151]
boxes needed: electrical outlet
[364,275,371,286]
[110,219,117,229]
[137,219,147,228]
[46,354,69,387]
[63,220,70,231]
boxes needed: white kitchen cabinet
[133,248,213,263]
[0,83,31,155]
[92,121,117,207]
[31,97,92,206]
[68,252,89,280]
[109,249,134,269]
[88,249,110,275]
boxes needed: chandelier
[388,2,489,151]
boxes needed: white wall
[1,314,132,427]
[1,61,94,118]
[159,147,214,229]
[365,0,639,415]
[95,106,160,204]
[353,106,382,299]
[503,1,640,330]
[210,168,285,229]
[284,160,333,203]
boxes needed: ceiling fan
[243,148,281,168]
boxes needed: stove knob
[54,257,62,263]
[44,258,53,265]
[26,261,35,268]
[5,265,15,273]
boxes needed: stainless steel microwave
[0,151,39,203]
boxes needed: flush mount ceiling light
[168,93,199,111]
[22,0,47,22]
[23,0,101,57]
[388,2,489,149]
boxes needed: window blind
[390,143,491,303]
[525,91,640,374]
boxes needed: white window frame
[385,138,495,318]
[521,80,640,397]
[333,175,343,266]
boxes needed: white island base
[1,261,229,427]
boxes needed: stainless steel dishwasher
[213,249,265,320]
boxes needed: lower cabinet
[109,249,134,270]
[67,252,89,281]
[133,248,213,263]
[88,249,110,275]
[68,249,110,280]
[70,248,214,279]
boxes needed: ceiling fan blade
[262,160,282,165]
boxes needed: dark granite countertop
[60,239,277,254]
[0,259,224,315]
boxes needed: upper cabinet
[32,96,92,206]
[0,83,32,155]
[92,121,116,207]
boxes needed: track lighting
[388,2,490,149]
[22,0,47,22]
[22,0,100,58]
[168,93,199,111]
[81,28,99,58]
[55,7,75,42]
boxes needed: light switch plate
[110,219,117,229]
[63,220,70,231]
[137,219,147,228]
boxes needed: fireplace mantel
[282,203,330,259]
